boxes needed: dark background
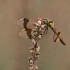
[0,0,70,70]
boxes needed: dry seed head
[36,52,40,55]
[30,47,34,50]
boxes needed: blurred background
[0,0,70,70]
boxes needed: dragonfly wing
[27,19,36,29]
[18,28,34,39]
[17,18,24,27]
[17,18,36,29]
[18,30,28,39]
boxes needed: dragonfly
[17,18,66,45]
